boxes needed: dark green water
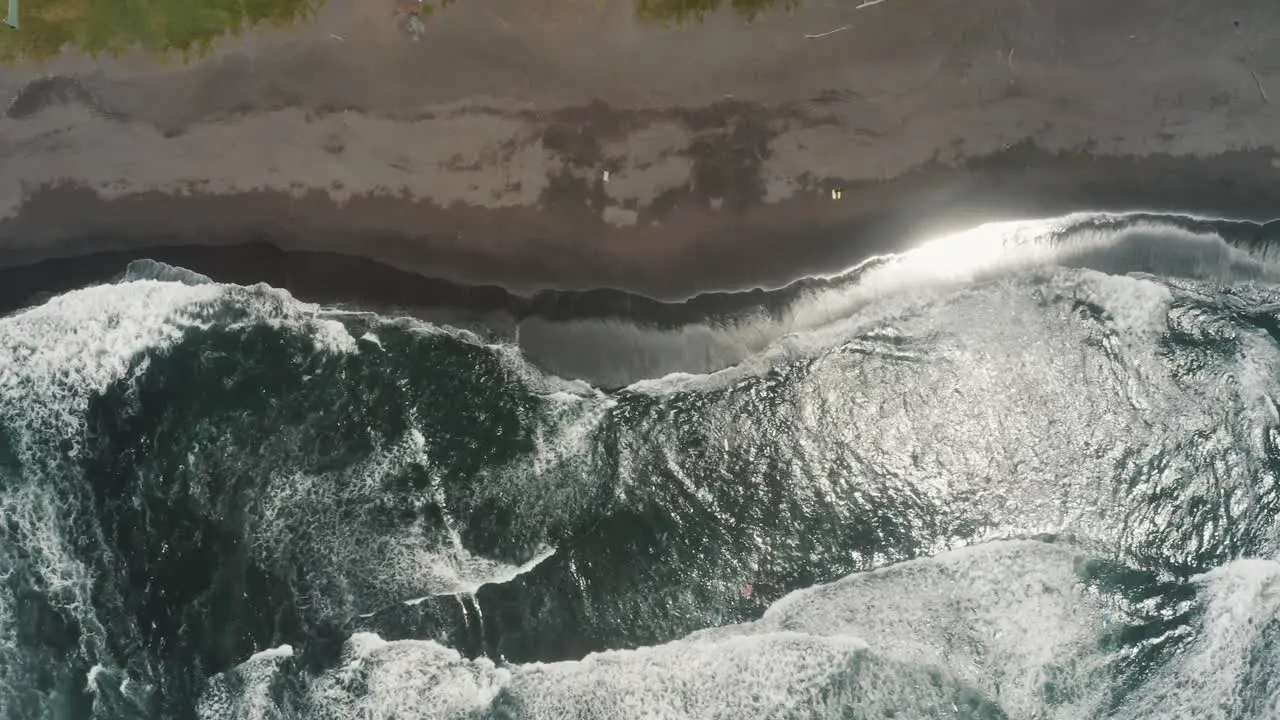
[2,213,1279,719]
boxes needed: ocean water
[1,213,1279,719]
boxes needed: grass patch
[0,0,800,64]
[0,0,321,63]
[636,0,799,25]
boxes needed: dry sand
[1,0,1279,299]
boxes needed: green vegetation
[0,0,321,63]
[0,0,798,64]
[636,0,799,25]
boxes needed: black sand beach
[2,0,1279,305]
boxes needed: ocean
[1,212,1279,719]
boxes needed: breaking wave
[1,214,1279,718]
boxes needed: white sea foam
[247,644,295,663]
[615,260,1280,587]
[706,540,1112,718]
[198,637,298,720]
[310,318,359,354]
[0,278,367,459]
[402,545,557,605]
[302,634,513,720]
[251,426,563,619]
[472,386,618,523]
[625,215,1273,394]
[222,285,362,357]
[0,280,224,455]
[201,541,1119,720]
[119,258,214,285]
[0,276,379,720]
[1117,557,1280,719]
[0,279,226,720]
[0,275,590,646]
[204,543,1279,720]
[85,664,106,692]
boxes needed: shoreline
[4,203,1279,321]
[3,143,1279,308]
[4,210,1280,390]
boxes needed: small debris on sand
[804,25,851,39]
[1252,70,1270,103]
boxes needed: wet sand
[2,0,1279,301]
[4,212,1277,389]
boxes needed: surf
[2,212,1279,718]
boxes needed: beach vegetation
[0,0,321,62]
[0,0,799,64]
[636,0,800,25]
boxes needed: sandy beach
[2,0,1279,301]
